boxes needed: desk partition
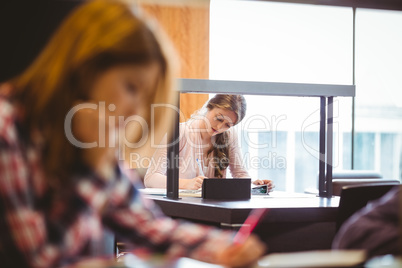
[166,79,355,199]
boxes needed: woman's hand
[253,179,275,192]
[179,176,205,190]
[215,234,266,268]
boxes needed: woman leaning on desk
[0,0,266,267]
[144,94,275,190]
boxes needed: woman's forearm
[144,172,167,188]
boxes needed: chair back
[336,184,397,232]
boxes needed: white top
[144,119,250,188]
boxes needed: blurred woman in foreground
[0,0,265,267]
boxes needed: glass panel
[354,132,375,170]
[210,0,353,84]
[210,0,354,192]
[355,9,402,181]
[258,131,287,191]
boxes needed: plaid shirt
[0,97,232,268]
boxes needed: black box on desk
[202,178,251,200]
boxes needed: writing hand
[216,234,266,268]
[180,176,206,190]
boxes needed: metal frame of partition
[166,79,355,199]
[166,91,181,199]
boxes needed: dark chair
[336,184,397,232]
[332,170,400,196]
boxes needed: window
[210,0,402,193]
[355,9,402,180]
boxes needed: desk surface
[145,191,339,225]
[140,191,340,252]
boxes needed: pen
[233,208,268,245]
[196,158,205,177]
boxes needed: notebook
[139,188,202,197]
[255,250,366,267]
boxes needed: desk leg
[326,97,333,197]
[319,97,334,197]
[319,97,326,196]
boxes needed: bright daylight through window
[209,0,402,193]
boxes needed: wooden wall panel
[126,3,211,169]
[141,3,210,121]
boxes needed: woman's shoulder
[180,120,200,136]
[226,127,239,141]
[178,120,202,151]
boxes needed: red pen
[233,208,268,245]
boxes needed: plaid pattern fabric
[0,97,233,268]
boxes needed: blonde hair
[206,94,246,178]
[11,0,176,189]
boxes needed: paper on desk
[255,250,366,267]
[138,188,202,197]
[138,188,166,196]
[252,191,317,198]
[121,254,223,268]
[179,189,202,197]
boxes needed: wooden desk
[145,192,340,253]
